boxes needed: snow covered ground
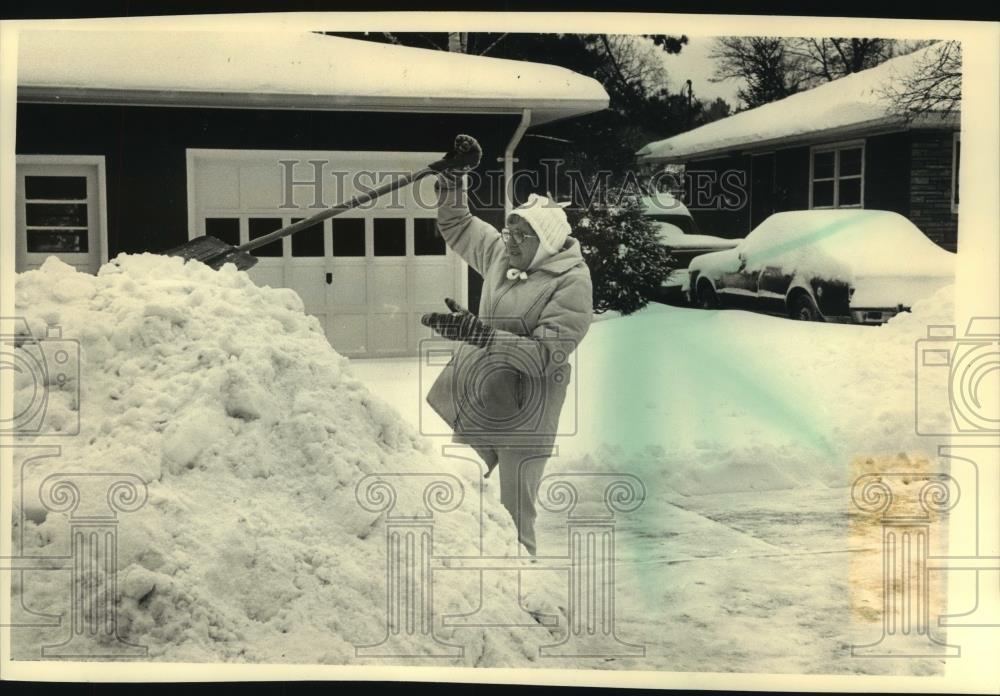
[359,287,954,495]
[352,289,956,675]
[10,255,955,674]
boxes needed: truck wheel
[697,280,719,309]
[790,293,823,322]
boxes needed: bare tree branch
[477,32,508,56]
[710,35,931,109]
[415,33,444,51]
[600,34,634,91]
[884,41,962,121]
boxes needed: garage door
[188,149,466,358]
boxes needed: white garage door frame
[185,148,469,358]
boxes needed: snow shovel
[163,146,480,271]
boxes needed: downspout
[503,109,532,219]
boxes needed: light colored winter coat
[426,182,594,471]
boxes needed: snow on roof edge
[16,86,609,125]
[640,113,959,163]
[638,43,959,162]
[17,30,610,125]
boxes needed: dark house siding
[16,103,519,310]
[864,132,910,216]
[749,153,774,228]
[680,129,958,251]
[772,146,810,214]
[685,154,751,239]
[908,130,958,251]
[682,148,808,239]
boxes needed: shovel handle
[237,150,478,254]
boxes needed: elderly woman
[421,135,594,555]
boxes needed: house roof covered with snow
[17,30,609,125]
[638,43,959,163]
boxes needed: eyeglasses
[500,228,538,244]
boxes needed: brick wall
[909,130,959,251]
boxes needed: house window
[810,142,864,209]
[952,132,960,213]
[16,156,107,275]
[23,174,91,253]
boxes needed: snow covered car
[686,209,955,324]
[642,192,739,301]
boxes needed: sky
[657,36,744,108]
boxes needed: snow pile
[739,211,852,283]
[12,255,558,664]
[641,192,690,217]
[740,210,955,282]
[689,210,955,307]
[552,286,955,497]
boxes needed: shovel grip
[427,148,480,173]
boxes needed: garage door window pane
[413,218,445,255]
[26,203,88,227]
[812,151,835,179]
[839,178,862,206]
[248,217,284,257]
[291,218,324,257]
[839,148,863,177]
[25,176,87,200]
[332,219,365,257]
[27,229,88,253]
[812,180,834,208]
[205,217,240,246]
[374,218,406,256]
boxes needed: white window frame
[808,140,865,210]
[15,154,109,270]
[951,132,960,214]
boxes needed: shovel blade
[163,236,259,271]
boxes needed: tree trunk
[448,32,467,53]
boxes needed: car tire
[789,293,824,322]
[696,280,720,309]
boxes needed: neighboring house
[637,44,960,252]
[15,29,608,358]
